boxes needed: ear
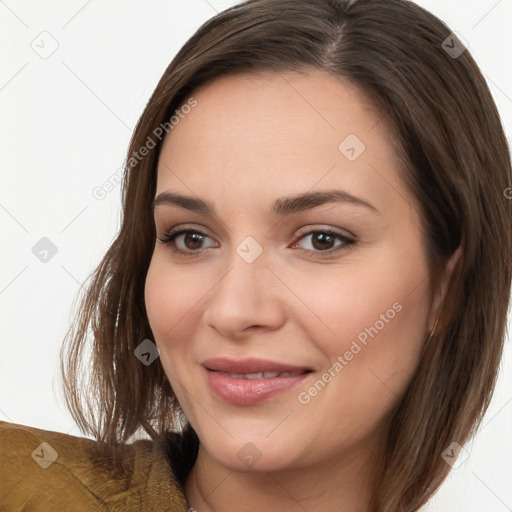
[429,246,463,330]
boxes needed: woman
[1,0,510,510]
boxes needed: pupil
[312,233,333,251]
[185,233,204,250]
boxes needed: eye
[292,229,355,255]
[157,227,218,255]
[157,226,355,257]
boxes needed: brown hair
[60,0,512,510]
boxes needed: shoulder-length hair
[60,0,512,510]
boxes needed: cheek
[144,256,204,364]
[292,259,427,345]
[288,260,430,447]
[289,246,431,407]
[144,257,207,410]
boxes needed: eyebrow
[152,189,379,216]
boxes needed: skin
[144,70,460,511]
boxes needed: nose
[202,248,286,339]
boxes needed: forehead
[156,70,410,218]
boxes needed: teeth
[217,371,303,379]
[243,372,264,379]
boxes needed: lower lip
[204,368,310,405]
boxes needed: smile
[201,358,313,405]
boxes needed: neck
[184,440,383,512]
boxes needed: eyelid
[161,223,213,238]
[293,224,356,240]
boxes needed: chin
[196,430,302,473]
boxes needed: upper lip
[202,357,312,374]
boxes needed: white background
[0,1,511,510]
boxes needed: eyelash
[157,226,356,258]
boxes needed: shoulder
[0,420,189,511]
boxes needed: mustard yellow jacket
[0,420,189,511]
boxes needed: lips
[202,357,311,374]
[202,357,312,405]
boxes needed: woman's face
[145,70,443,473]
